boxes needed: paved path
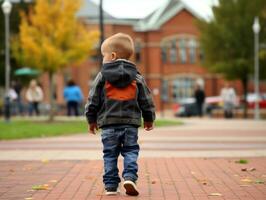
[0,118,266,160]
[0,158,265,200]
[0,118,266,200]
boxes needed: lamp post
[98,0,104,67]
[2,0,12,122]
[252,17,260,120]
[99,0,104,45]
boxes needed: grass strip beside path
[0,118,182,140]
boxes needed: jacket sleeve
[84,72,104,124]
[136,74,156,122]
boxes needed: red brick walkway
[0,158,265,200]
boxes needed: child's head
[101,33,134,63]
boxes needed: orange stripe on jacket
[105,81,137,101]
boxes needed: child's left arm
[136,74,156,130]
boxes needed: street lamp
[2,0,12,122]
[252,17,260,120]
[98,0,104,67]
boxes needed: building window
[169,40,177,63]
[172,77,196,102]
[178,39,187,64]
[199,48,204,62]
[135,42,141,63]
[161,45,167,63]
[161,80,168,102]
[188,39,197,64]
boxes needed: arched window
[161,45,167,63]
[178,39,187,64]
[172,77,196,102]
[135,42,141,63]
[188,39,197,64]
[161,79,169,102]
[199,48,205,62]
[169,39,177,63]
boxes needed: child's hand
[144,121,154,131]
[89,123,98,134]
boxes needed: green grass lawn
[0,118,182,140]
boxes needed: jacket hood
[101,60,137,88]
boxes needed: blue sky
[91,0,219,19]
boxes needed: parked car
[204,96,223,116]
[173,98,198,117]
[174,96,240,117]
[241,93,266,109]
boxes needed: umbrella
[14,68,40,76]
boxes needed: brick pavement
[0,158,265,200]
[1,118,266,199]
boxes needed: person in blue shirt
[64,80,83,116]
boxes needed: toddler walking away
[84,33,156,196]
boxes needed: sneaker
[105,187,119,196]
[123,180,139,196]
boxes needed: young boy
[85,33,155,196]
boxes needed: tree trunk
[48,71,55,122]
[241,77,248,118]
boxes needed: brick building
[40,0,264,112]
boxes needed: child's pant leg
[121,127,139,182]
[101,128,121,188]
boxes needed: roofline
[134,1,204,32]
[84,19,137,26]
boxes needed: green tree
[12,0,98,121]
[197,0,266,118]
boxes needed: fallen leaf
[41,159,49,164]
[249,167,256,171]
[196,179,209,185]
[32,184,50,190]
[255,179,264,184]
[240,185,251,187]
[208,193,222,196]
[241,178,253,183]
[241,168,247,171]
[9,169,15,173]
[151,180,156,184]
[23,167,33,171]
[235,159,248,164]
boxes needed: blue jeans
[101,125,139,188]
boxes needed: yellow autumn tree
[12,0,99,121]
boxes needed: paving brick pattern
[0,158,265,200]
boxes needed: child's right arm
[84,72,104,134]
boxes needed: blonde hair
[102,33,134,59]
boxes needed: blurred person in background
[11,80,24,116]
[26,79,43,116]
[63,80,83,116]
[220,83,236,118]
[194,84,205,117]
[8,83,18,116]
